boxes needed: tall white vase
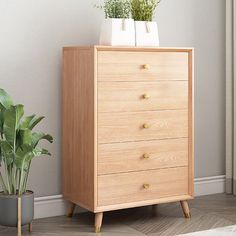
[99,18,135,46]
[135,21,159,47]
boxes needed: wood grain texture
[188,50,194,197]
[97,51,188,82]
[94,213,103,233]
[180,200,191,218]
[93,47,98,209]
[65,46,194,51]
[98,110,188,143]
[96,194,193,212]
[98,81,188,112]
[62,48,95,211]
[67,202,76,217]
[98,138,188,175]
[18,197,21,236]
[62,46,194,228]
[98,166,189,206]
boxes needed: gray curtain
[226,0,236,194]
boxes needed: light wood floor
[0,194,236,236]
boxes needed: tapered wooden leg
[18,197,22,236]
[67,202,76,217]
[95,212,103,233]
[180,200,191,218]
[29,222,33,232]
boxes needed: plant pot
[99,18,135,46]
[0,191,34,227]
[135,21,159,47]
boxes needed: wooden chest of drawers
[62,46,194,233]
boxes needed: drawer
[98,166,189,206]
[98,110,188,143]
[98,138,188,175]
[98,81,188,112]
[97,51,189,82]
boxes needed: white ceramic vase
[99,18,135,46]
[135,21,159,47]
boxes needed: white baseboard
[34,195,68,219]
[194,175,225,196]
[34,175,226,219]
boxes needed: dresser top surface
[63,45,194,52]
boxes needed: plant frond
[0,88,53,196]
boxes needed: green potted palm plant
[96,0,135,46]
[131,0,161,46]
[0,88,53,233]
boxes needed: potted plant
[131,0,161,46]
[96,0,135,46]
[0,88,53,233]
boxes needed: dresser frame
[62,46,194,233]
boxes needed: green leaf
[19,114,44,130]
[33,147,51,156]
[15,144,33,169]
[3,104,24,147]
[31,132,53,148]
[15,145,51,170]
[18,129,32,146]
[0,140,12,153]
[0,88,13,109]
[0,140,14,165]
[0,104,5,134]
[28,116,44,130]
[19,114,36,129]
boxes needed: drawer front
[98,81,188,112]
[97,51,189,82]
[98,110,188,143]
[98,166,189,206]
[98,138,188,175]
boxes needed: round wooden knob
[143,184,150,189]
[143,123,149,129]
[143,64,150,70]
[143,94,150,99]
[143,153,150,159]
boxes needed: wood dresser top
[63,46,194,52]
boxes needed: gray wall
[0,0,225,197]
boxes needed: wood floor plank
[189,193,236,222]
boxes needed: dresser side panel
[188,49,194,197]
[62,48,95,211]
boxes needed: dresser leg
[95,212,103,233]
[67,202,76,217]
[180,200,191,218]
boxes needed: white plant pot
[99,18,135,46]
[135,21,159,47]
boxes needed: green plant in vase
[131,0,161,21]
[0,88,53,230]
[131,0,161,46]
[0,88,53,196]
[95,0,131,19]
[96,0,135,46]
